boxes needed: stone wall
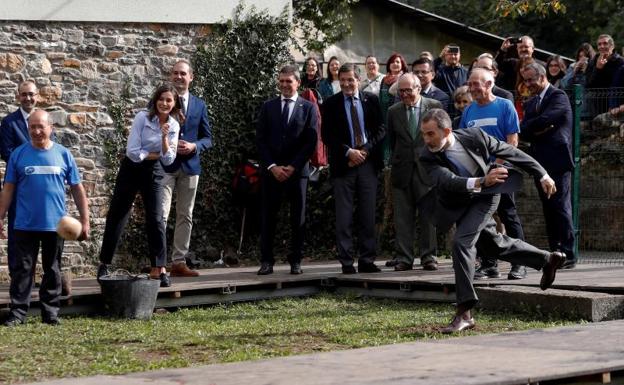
[0,21,211,276]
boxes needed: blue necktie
[443,151,473,177]
[282,99,291,129]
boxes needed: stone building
[0,0,289,277]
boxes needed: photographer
[495,36,545,92]
[434,44,468,116]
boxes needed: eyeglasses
[399,88,417,94]
[475,66,494,72]
[522,76,540,84]
[412,70,430,75]
[20,92,38,98]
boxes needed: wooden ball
[57,216,82,240]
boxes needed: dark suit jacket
[387,97,442,197]
[1,109,30,162]
[493,85,514,103]
[256,95,318,177]
[421,85,450,111]
[420,127,547,230]
[321,91,385,177]
[162,94,212,175]
[520,84,574,174]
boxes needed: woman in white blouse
[97,84,182,287]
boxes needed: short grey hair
[422,108,452,130]
[521,62,547,77]
[598,34,614,47]
[398,72,421,88]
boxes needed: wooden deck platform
[2,259,623,318]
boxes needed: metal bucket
[99,273,160,320]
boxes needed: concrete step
[476,285,624,321]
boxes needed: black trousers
[9,230,64,321]
[99,157,167,267]
[260,173,308,265]
[535,171,575,260]
[480,192,526,268]
[332,160,378,266]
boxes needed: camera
[448,45,460,54]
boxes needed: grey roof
[374,0,573,62]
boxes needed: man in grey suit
[419,108,565,333]
[386,73,441,271]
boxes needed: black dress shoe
[341,265,357,274]
[3,315,24,327]
[290,263,303,275]
[385,259,400,267]
[358,263,381,273]
[474,266,501,280]
[394,262,413,271]
[422,260,438,271]
[159,273,171,288]
[42,316,60,326]
[562,258,577,269]
[96,263,109,282]
[507,264,527,280]
[540,251,565,290]
[440,315,475,334]
[257,263,274,275]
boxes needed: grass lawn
[0,293,582,384]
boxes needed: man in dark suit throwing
[386,73,442,271]
[256,65,318,275]
[520,62,577,268]
[321,63,386,274]
[419,108,565,333]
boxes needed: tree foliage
[417,0,624,58]
[191,4,293,255]
[293,0,361,53]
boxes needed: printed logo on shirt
[24,166,62,175]
[467,118,498,128]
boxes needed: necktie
[350,96,364,148]
[442,151,473,177]
[408,106,419,140]
[535,96,541,112]
[179,96,187,116]
[282,99,291,129]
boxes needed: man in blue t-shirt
[0,110,90,326]
[459,68,527,280]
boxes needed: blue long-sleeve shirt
[126,110,179,165]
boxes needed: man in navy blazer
[0,80,40,271]
[256,65,318,275]
[161,59,213,277]
[520,62,577,268]
[419,108,565,333]
[321,63,386,274]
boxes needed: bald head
[467,68,495,105]
[28,109,54,149]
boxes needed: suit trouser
[535,171,575,261]
[480,192,526,268]
[453,194,549,306]
[99,157,167,267]
[10,230,64,321]
[161,169,199,263]
[260,173,308,265]
[392,183,437,265]
[332,160,378,266]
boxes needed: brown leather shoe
[170,261,199,277]
[440,315,475,334]
[540,251,565,290]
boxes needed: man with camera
[495,35,545,91]
[435,44,468,116]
